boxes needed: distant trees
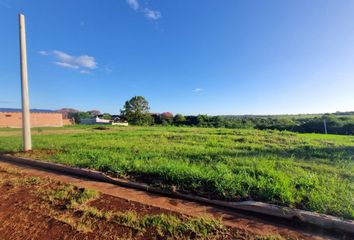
[70,110,105,123]
[171,114,354,135]
[295,115,354,135]
[160,112,174,125]
[118,96,354,135]
[72,112,91,123]
[102,113,112,120]
[121,96,153,125]
[88,110,101,117]
[152,112,184,126]
[173,114,186,125]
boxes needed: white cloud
[76,56,97,69]
[126,0,139,10]
[143,8,161,20]
[52,50,97,69]
[194,88,203,92]
[40,50,97,73]
[125,0,161,21]
[54,61,80,69]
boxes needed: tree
[102,113,112,120]
[173,114,186,125]
[88,110,101,117]
[160,112,174,125]
[196,115,209,127]
[121,96,153,125]
[72,111,91,123]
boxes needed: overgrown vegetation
[0,126,353,219]
[150,112,354,135]
[221,113,354,135]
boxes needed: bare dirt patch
[0,166,292,240]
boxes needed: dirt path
[0,158,342,239]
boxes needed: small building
[0,108,64,128]
[81,116,128,126]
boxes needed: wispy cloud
[52,50,97,69]
[54,61,80,69]
[125,0,161,21]
[39,50,97,74]
[143,8,161,20]
[194,88,203,93]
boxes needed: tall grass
[0,126,353,219]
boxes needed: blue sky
[0,0,353,115]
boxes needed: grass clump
[44,184,98,209]
[111,212,225,238]
[255,236,284,240]
[0,167,44,187]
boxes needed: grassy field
[0,125,353,220]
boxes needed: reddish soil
[0,159,341,240]
[0,183,140,239]
[0,167,247,240]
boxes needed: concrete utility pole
[19,13,32,151]
[323,118,328,134]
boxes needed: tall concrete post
[323,118,328,134]
[19,13,32,151]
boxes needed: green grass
[44,184,99,209]
[109,211,225,238]
[0,125,353,219]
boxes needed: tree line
[72,96,354,135]
[151,114,354,135]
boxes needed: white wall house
[81,116,128,126]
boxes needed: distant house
[80,116,128,126]
[0,108,66,128]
